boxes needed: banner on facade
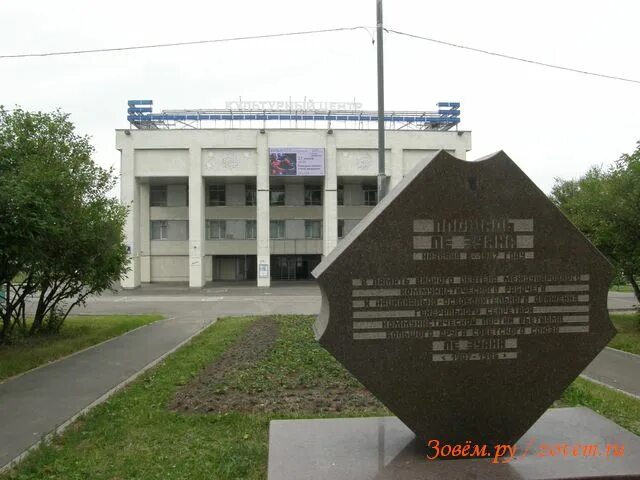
[269,148,325,176]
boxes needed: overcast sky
[2,0,639,195]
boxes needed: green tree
[550,142,640,304]
[0,107,129,342]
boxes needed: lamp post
[376,0,386,202]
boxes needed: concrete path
[0,283,637,471]
[0,315,214,471]
[608,290,640,311]
[582,347,640,399]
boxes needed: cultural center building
[117,99,471,288]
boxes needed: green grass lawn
[609,313,640,355]
[557,377,640,435]
[610,284,634,293]
[0,314,163,382]
[3,315,639,480]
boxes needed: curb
[579,374,640,401]
[604,346,640,360]
[0,316,217,475]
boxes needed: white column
[256,132,270,287]
[389,145,403,191]
[120,144,140,288]
[139,182,151,282]
[188,147,206,288]
[323,133,338,256]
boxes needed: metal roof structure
[127,100,461,131]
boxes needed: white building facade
[118,116,471,288]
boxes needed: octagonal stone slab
[312,150,616,447]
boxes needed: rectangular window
[150,220,168,240]
[337,185,344,206]
[305,220,322,239]
[270,220,285,239]
[363,186,378,206]
[150,185,167,207]
[208,184,226,206]
[151,220,188,240]
[338,219,344,238]
[206,220,226,239]
[304,185,323,206]
[245,184,256,206]
[246,220,257,239]
[270,185,285,206]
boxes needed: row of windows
[204,220,258,240]
[150,184,378,207]
[150,220,189,240]
[151,185,184,207]
[150,219,338,240]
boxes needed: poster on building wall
[269,148,325,176]
[259,262,269,278]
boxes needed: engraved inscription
[413,218,535,261]
[350,274,590,362]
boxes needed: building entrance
[270,255,321,280]
[212,255,257,281]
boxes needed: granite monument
[312,150,616,448]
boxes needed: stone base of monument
[268,407,640,479]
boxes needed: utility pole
[376,0,386,203]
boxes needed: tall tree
[0,107,128,341]
[550,142,640,304]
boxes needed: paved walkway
[0,284,637,471]
[0,315,214,471]
[582,347,640,399]
[608,290,640,311]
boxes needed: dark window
[246,220,257,239]
[337,185,344,206]
[151,220,188,240]
[270,185,285,206]
[270,220,285,239]
[206,220,226,239]
[338,219,344,238]
[304,185,323,206]
[208,184,226,206]
[363,186,377,206]
[305,220,322,239]
[245,184,256,206]
[150,220,168,239]
[150,185,167,207]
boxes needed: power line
[1,24,638,86]
[0,26,371,59]
[387,28,640,85]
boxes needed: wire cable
[0,26,371,59]
[387,28,640,85]
[2,24,639,86]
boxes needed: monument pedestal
[268,408,640,479]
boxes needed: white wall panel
[150,255,188,282]
[336,149,379,176]
[202,149,257,176]
[135,149,188,176]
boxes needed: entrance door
[212,255,258,281]
[270,255,322,280]
[287,257,296,279]
[218,257,236,280]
